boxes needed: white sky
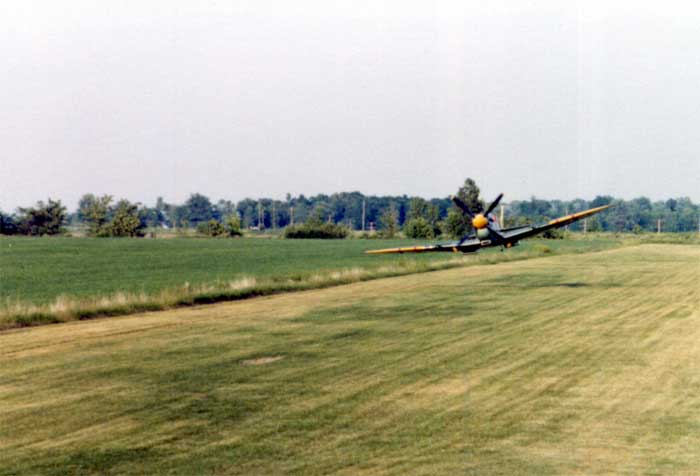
[1,1,699,210]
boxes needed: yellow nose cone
[472,214,488,229]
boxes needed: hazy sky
[2,1,699,210]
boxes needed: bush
[196,217,243,237]
[284,220,349,239]
[403,217,434,239]
[541,228,566,239]
[356,232,381,239]
[225,215,243,237]
[197,219,228,237]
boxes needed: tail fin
[488,213,501,231]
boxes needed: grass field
[0,235,624,328]
[0,237,434,304]
[1,244,698,475]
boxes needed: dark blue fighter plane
[366,194,611,255]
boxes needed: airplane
[366,193,611,255]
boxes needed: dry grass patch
[240,356,285,366]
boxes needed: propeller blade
[451,195,475,218]
[484,193,504,216]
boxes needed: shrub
[284,220,349,239]
[356,232,380,240]
[541,228,566,240]
[403,217,434,239]
[225,215,243,237]
[197,219,228,237]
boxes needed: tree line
[1,179,698,237]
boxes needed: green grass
[1,244,698,475]
[1,237,429,304]
[0,235,626,329]
[0,236,621,305]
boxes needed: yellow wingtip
[547,204,613,226]
[365,246,432,255]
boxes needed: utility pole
[657,219,661,234]
[583,218,587,234]
[362,199,366,232]
[290,206,295,226]
[258,203,263,229]
[499,204,505,228]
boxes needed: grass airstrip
[1,243,699,474]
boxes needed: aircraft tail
[487,213,501,231]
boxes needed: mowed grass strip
[1,244,698,475]
[0,236,623,329]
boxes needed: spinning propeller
[451,193,503,230]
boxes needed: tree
[78,194,113,236]
[379,206,399,238]
[425,204,443,237]
[444,178,483,238]
[236,198,259,228]
[215,199,236,218]
[16,199,66,236]
[105,200,146,237]
[591,195,614,208]
[0,211,17,235]
[631,197,653,230]
[407,197,430,221]
[443,208,469,239]
[168,205,189,230]
[184,193,215,226]
[154,197,172,227]
[609,199,631,232]
[457,178,482,211]
[404,217,434,239]
[141,206,166,228]
[587,216,602,232]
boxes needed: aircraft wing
[499,204,612,242]
[365,238,482,255]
